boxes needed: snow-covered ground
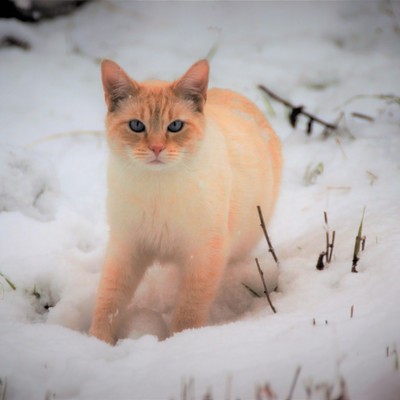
[1,1,400,399]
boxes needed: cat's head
[101,59,209,170]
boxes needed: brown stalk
[258,85,337,133]
[329,231,336,262]
[351,112,374,122]
[285,366,301,400]
[257,205,279,266]
[255,258,277,314]
[316,212,335,270]
[324,212,336,263]
[352,208,366,273]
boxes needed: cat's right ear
[101,60,139,112]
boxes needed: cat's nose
[149,144,165,157]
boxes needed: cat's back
[205,87,281,185]
[206,87,266,122]
[205,87,279,148]
[204,87,282,259]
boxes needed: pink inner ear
[101,60,128,94]
[174,60,209,101]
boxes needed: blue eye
[129,119,145,133]
[167,120,184,133]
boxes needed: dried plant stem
[352,208,366,273]
[351,255,360,273]
[255,258,277,314]
[328,231,336,263]
[394,348,399,371]
[286,366,301,400]
[325,213,329,256]
[258,85,337,133]
[324,212,336,263]
[181,377,195,400]
[257,205,279,266]
[316,212,335,270]
[351,112,374,122]
[241,283,261,298]
[316,252,326,271]
[0,272,16,291]
[361,236,366,251]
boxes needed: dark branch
[258,84,337,132]
[352,253,360,273]
[351,112,374,122]
[317,212,335,269]
[241,283,261,298]
[286,366,302,400]
[328,231,336,263]
[316,252,326,271]
[255,258,277,314]
[257,205,279,266]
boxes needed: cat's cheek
[173,131,202,156]
[107,140,129,161]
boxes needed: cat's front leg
[90,247,149,345]
[171,239,228,334]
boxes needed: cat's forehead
[131,82,195,115]
[141,79,170,88]
[139,80,174,99]
[137,80,175,102]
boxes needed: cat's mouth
[148,159,165,165]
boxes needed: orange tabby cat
[89,59,282,344]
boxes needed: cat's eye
[167,120,184,133]
[129,119,146,133]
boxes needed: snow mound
[0,146,58,221]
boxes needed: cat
[89,59,282,345]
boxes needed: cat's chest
[108,170,221,256]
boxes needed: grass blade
[0,272,16,291]
[352,207,366,273]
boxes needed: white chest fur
[106,123,231,260]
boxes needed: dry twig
[257,206,279,266]
[352,208,366,273]
[351,112,374,122]
[285,366,301,400]
[316,252,326,271]
[241,283,261,298]
[255,258,277,314]
[316,212,335,270]
[0,271,16,291]
[324,212,336,263]
[258,85,337,135]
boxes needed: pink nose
[149,144,165,157]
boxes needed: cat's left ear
[101,59,139,112]
[173,60,209,112]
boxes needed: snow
[0,1,400,399]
